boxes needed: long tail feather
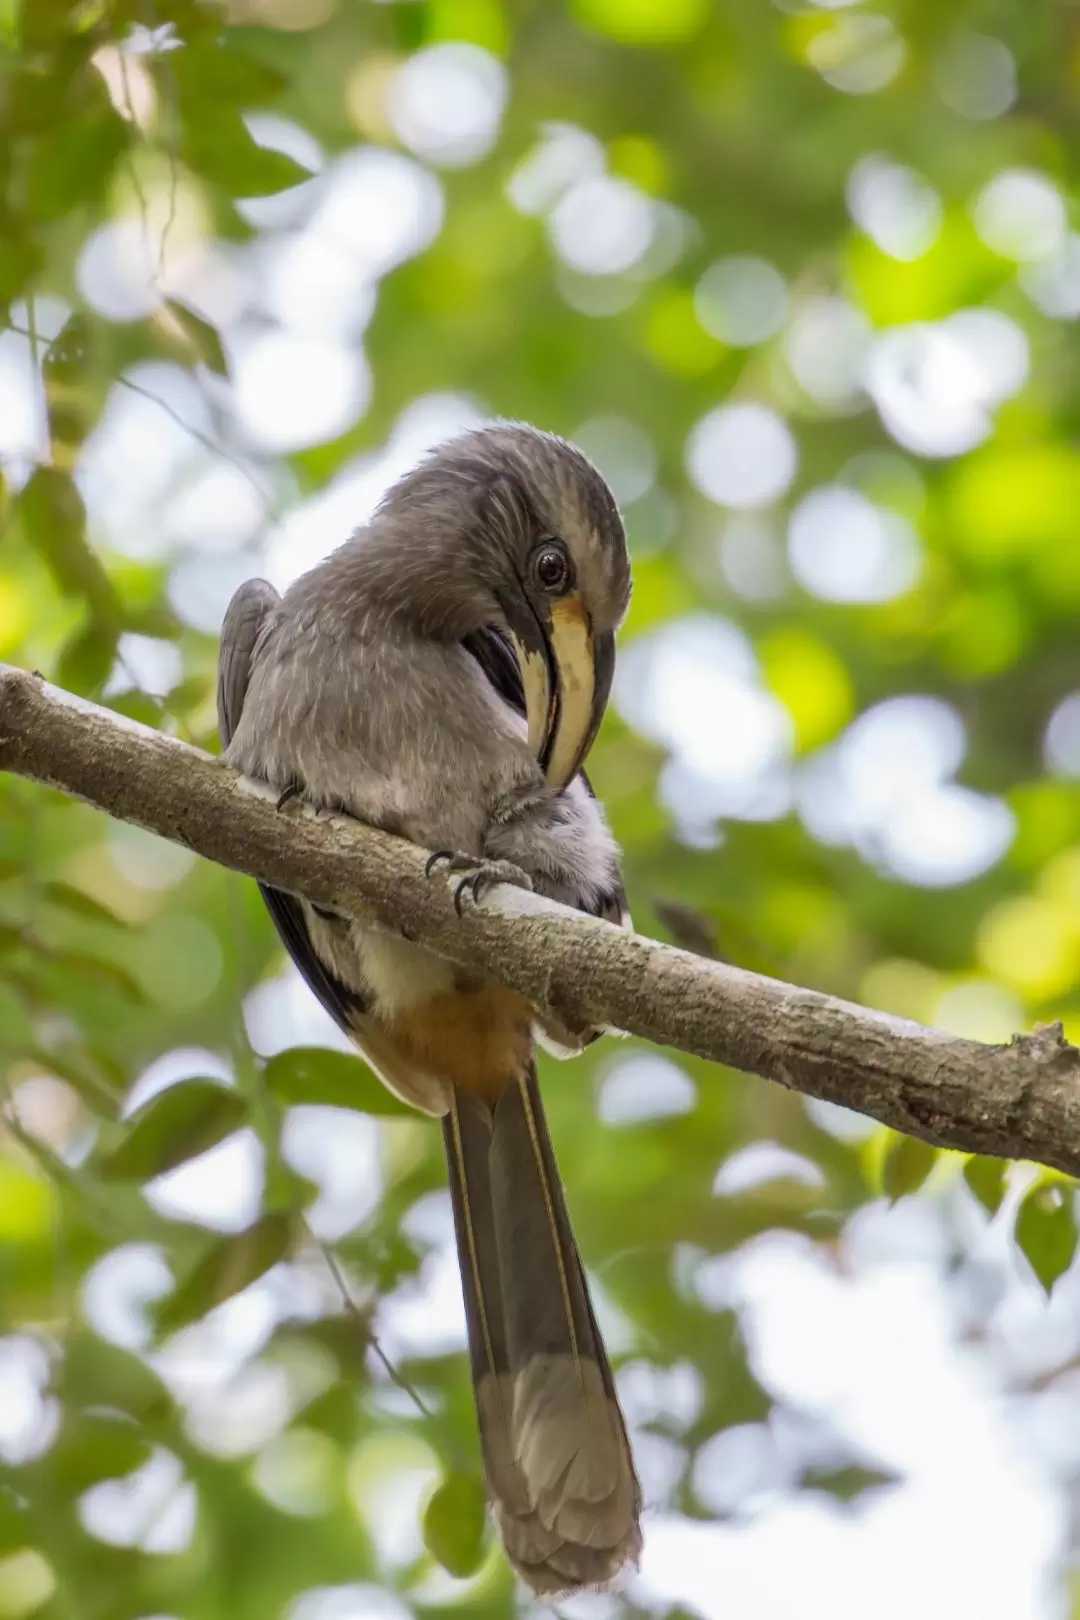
[443,1068,641,1595]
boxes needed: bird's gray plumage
[218,422,641,1593]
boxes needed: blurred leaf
[47,951,148,1003]
[124,602,182,638]
[18,467,120,621]
[0,221,44,306]
[964,1156,1008,1216]
[653,899,718,958]
[180,110,313,197]
[99,1080,248,1181]
[423,1473,488,1578]
[164,299,229,376]
[803,1462,898,1502]
[157,1211,296,1334]
[61,1333,175,1426]
[264,1047,413,1117]
[41,880,123,926]
[165,674,212,717]
[42,311,95,464]
[24,1045,121,1117]
[27,102,127,219]
[50,1411,152,1491]
[572,0,710,47]
[56,621,118,697]
[299,1314,377,1378]
[107,689,164,727]
[0,1480,31,1554]
[1015,1183,1078,1295]
[760,629,855,754]
[882,1135,937,1204]
[170,37,288,105]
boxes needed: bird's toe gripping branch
[424,849,534,916]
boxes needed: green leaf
[0,224,44,306]
[42,880,124,927]
[50,1411,152,1491]
[100,1080,248,1181]
[107,689,164,728]
[43,312,92,385]
[28,103,128,219]
[264,1047,413,1117]
[47,951,148,1004]
[24,1045,121,1117]
[0,0,19,50]
[170,38,288,105]
[802,1463,898,1502]
[0,1482,31,1555]
[180,109,313,197]
[964,1155,1009,1216]
[164,299,229,376]
[165,674,211,715]
[156,1211,296,1334]
[43,311,95,463]
[56,622,118,697]
[18,467,120,621]
[423,1473,488,1578]
[1015,1183,1078,1295]
[882,1135,937,1204]
[61,1332,175,1426]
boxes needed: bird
[217,422,642,1595]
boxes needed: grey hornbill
[217,423,642,1594]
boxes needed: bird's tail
[442,1062,642,1596]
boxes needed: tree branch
[2,664,1078,1176]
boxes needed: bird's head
[379,422,632,792]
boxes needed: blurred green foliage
[2,0,1080,1615]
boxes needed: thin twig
[143,0,181,285]
[114,32,154,280]
[4,317,280,533]
[116,375,279,528]
[314,1229,439,1424]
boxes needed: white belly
[352,927,457,1017]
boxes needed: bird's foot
[424,850,533,916]
[276,781,302,812]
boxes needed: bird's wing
[218,579,371,1038]
[218,581,449,1115]
[217,578,279,749]
[461,624,631,928]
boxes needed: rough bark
[2,664,1078,1176]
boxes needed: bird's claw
[453,861,533,915]
[276,782,302,812]
[424,850,532,914]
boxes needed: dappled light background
[3,1,1080,1617]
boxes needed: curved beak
[506,597,615,793]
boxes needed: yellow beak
[510,600,615,793]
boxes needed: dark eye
[533,540,572,595]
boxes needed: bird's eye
[532,540,572,595]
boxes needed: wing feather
[217,580,369,1036]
